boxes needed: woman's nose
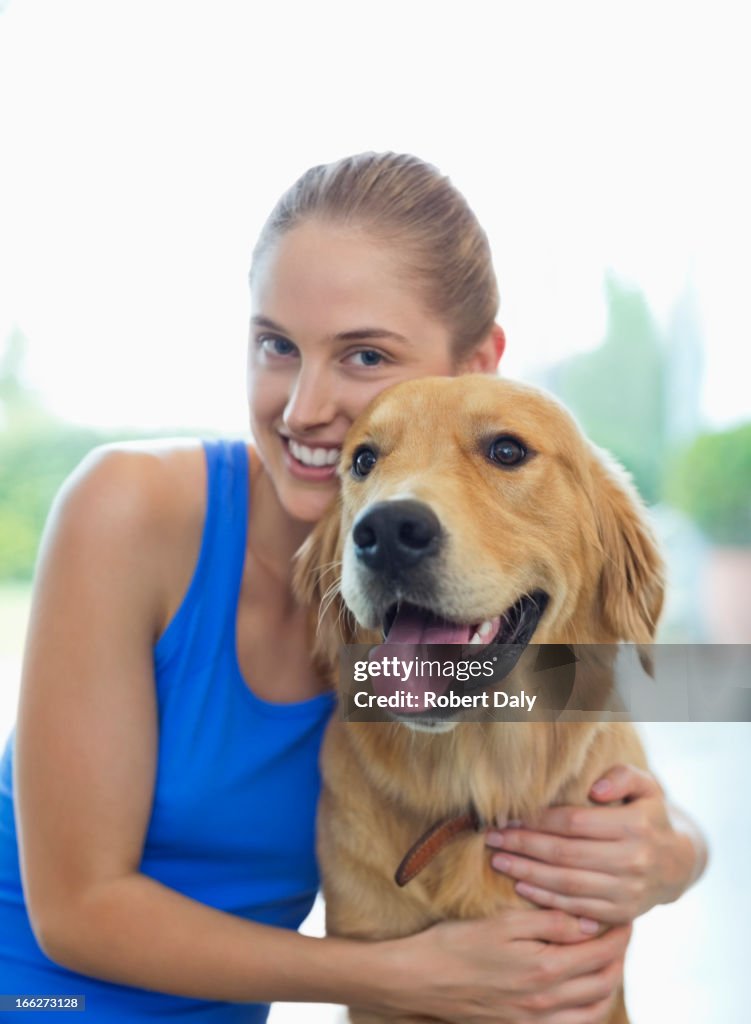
[283,366,338,434]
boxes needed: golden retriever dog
[295,375,664,1024]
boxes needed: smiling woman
[247,223,461,517]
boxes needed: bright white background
[1,1,749,1021]
[1,1,750,434]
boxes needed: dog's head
[295,375,664,708]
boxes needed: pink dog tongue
[384,604,472,646]
[368,605,473,711]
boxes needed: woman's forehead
[252,221,403,300]
[250,221,448,345]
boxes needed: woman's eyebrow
[334,327,411,345]
[251,314,289,334]
[251,315,410,346]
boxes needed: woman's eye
[349,349,385,367]
[258,334,297,358]
[488,435,528,467]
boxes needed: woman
[0,152,706,1022]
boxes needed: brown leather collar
[395,807,483,887]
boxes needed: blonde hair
[250,152,499,358]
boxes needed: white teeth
[288,440,340,467]
[469,620,495,645]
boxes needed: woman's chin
[281,482,339,526]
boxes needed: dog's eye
[488,436,527,467]
[352,446,378,478]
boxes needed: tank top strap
[154,438,249,672]
[202,436,250,595]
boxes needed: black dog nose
[352,500,442,573]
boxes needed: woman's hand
[485,764,708,925]
[376,910,630,1024]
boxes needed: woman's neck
[246,449,315,587]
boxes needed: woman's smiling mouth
[281,436,342,480]
[288,439,342,467]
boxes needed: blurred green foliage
[666,422,751,545]
[0,330,197,581]
[0,424,112,579]
[551,274,667,503]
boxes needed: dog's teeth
[469,620,495,645]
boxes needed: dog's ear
[591,451,666,644]
[293,494,353,672]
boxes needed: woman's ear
[592,451,666,644]
[459,324,506,374]
[293,495,353,671]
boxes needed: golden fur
[295,376,665,1024]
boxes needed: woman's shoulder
[59,438,209,532]
[46,439,239,636]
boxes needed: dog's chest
[401,829,527,920]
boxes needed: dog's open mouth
[368,590,549,715]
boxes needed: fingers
[486,810,665,923]
[541,992,620,1024]
[544,924,632,986]
[493,764,664,844]
[510,883,628,926]
[509,920,631,1020]
[496,908,604,944]
[588,763,662,804]
[518,955,625,1020]
[490,851,614,898]
[487,842,632,922]
[488,789,664,846]
[486,825,632,871]
[499,805,626,841]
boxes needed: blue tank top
[0,439,337,1021]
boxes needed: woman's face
[248,219,499,523]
